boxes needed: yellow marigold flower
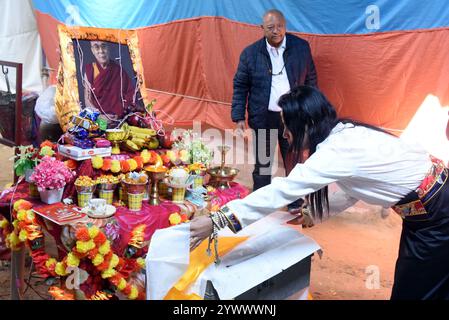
[128,286,139,300]
[55,262,67,276]
[17,210,27,221]
[26,210,35,221]
[169,212,182,225]
[18,229,28,242]
[140,149,150,163]
[88,225,100,239]
[92,254,104,266]
[40,146,55,157]
[7,232,21,249]
[127,159,138,172]
[110,160,121,173]
[13,199,25,212]
[110,254,119,268]
[45,258,57,268]
[136,257,145,269]
[0,219,8,229]
[92,156,104,169]
[98,241,111,255]
[101,268,116,279]
[117,278,127,290]
[76,239,95,253]
[66,253,80,267]
[12,220,18,228]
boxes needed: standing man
[231,9,317,212]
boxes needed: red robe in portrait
[85,60,135,118]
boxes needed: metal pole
[10,247,25,300]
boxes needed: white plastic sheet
[0,0,43,93]
[35,85,58,124]
[146,211,320,300]
[145,223,190,300]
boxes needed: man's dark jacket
[231,33,317,129]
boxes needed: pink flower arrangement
[30,156,75,190]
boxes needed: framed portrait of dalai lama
[55,25,149,131]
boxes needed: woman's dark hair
[278,86,392,220]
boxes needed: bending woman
[190,85,449,300]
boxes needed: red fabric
[85,61,135,118]
[114,201,180,251]
[209,182,250,207]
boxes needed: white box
[58,144,112,161]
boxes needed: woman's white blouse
[226,122,433,228]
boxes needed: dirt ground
[0,141,403,300]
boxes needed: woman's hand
[190,215,213,251]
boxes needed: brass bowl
[207,166,239,189]
[146,170,167,181]
[105,128,128,141]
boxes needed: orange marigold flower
[18,221,28,230]
[64,159,78,170]
[133,156,143,169]
[117,257,126,269]
[109,275,121,286]
[93,232,107,246]
[101,158,112,171]
[97,261,110,271]
[103,251,113,261]
[87,248,99,260]
[149,151,158,164]
[75,227,90,242]
[120,160,130,173]
[122,285,132,296]
[40,140,53,149]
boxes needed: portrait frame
[55,25,150,131]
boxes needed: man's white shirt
[267,37,290,112]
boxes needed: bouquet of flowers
[171,130,213,166]
[13,141,56,177]
[30,156,75,190]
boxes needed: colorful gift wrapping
[172,187,186,204]
[98,189,114,204]
[77,192,93,208]
[127,192,144,211]
[28,183,40,198]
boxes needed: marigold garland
[91,150,158,173]
[6,199,147,300]
[128,224,146,249]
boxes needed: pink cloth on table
[114,200,180,249]
[209,182,250,207]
